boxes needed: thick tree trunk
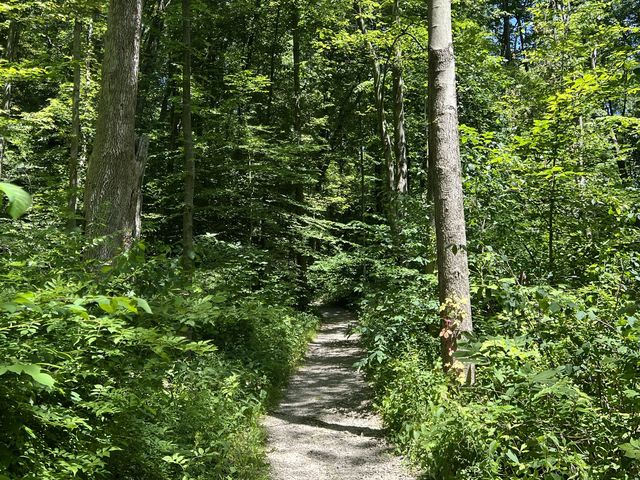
[182,0,196,267]
[428,0,473,382]
[67,19,83,230]
[84,0,144,260]
[392,0,408,195]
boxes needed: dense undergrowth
[311,247,640,479]
[0,217,317,480]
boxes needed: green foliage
[0,223,318,480]
[312,248,640,478]
[2,0,639,477]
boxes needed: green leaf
[621,440,640,459]
[0,363,56,387]
[98,300,115,314]
[549,302,561,313]
[21,364,56,387]
[0,182,32,219]
[506,450,520,464]
[530,369,558,385]
[28,370,56,388]
[136,298,153,314]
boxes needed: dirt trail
[264,307,415,480]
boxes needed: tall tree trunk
[134,134,149,238]
[292,0,308,305]
[428,0,473,382]
[266,5,282,119]
[392,0,408,195]
[292,1,302,137]
[67,19,83,230]
[243,0,263,70]
[501,0,512,62]
[182,0,196,268]
[548,157,556,280]
[84,0,144,260]
[3,20,20,111]
[136,0,169,128]
[356,4,396,230]
[0,20,21,180]
[80,17,95,171]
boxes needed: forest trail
[264,307,415,480]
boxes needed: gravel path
[264,307,415,480]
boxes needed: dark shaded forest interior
[0,0,639,478]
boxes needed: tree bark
[428,0,473,382]
[182,0,196,268]
[501,0,513,62]
[356,3,396,230]
[67,19,83,230]
[84,0,144,260]
[136,0,169,128]
[292,0,308,305]
[392,0,408,195]
[134,134,149,239]
[292,1,302,137]
[266,5,282,119]
[548,155,557,281]
[3,20,20,112]
[0,20,21,180]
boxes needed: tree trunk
[67,19,83,230]
[501,0,512,62]
[548,157,556,281]
[292,1,302,137]
[134,134,149,239]
[428,0,473,382]
[84,0,144,260]
[3,20,20,112]
[0,20,21,180]
[292,0,308,305]
[266,5,282,119]
[136,0,169,128]
[356,4,396,230]
[392,0,408,195]
[80,17,95,172]
[182,0,196,268]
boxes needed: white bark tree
[428,0,474,382]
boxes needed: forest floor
[264,307,415,480]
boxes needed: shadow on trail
[269,411,385,438]
[263,307,415,480]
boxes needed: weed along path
[264,307,415,480]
